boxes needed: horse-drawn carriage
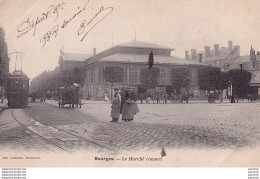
[169,93,190,103]
[58,83,82,108]
[208,91,222,103]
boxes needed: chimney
[199,53,203,63]
[228,40,233,52]
[60,45,64,56]
[185,50,189,60]
[191,49,196,60]
[214,44,220,56]
[235,45,240,56]
[250,46,256,68]
[93,48,97,55]
[204,46,210,58]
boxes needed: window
[98,64,106,83]
[191,68,198,84]
[129,66,138,84]
[123,66,128,84]
[225,64,230,70]
[257,62,260,70]
[160,67,167,85]
[87,67,94,83]
[239,63,243,69]
[98,65,102,83]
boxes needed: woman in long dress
[122,90,139,122]
[105,93,109,102]
[110,88,121,122]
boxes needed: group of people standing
[110,87,139,122]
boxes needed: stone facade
[186,41,260,95]
[224,47,260,95]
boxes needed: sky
[0,0,260,80]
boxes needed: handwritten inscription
[40,25,59,48]
[16,0,113,48]
[61,0,89,28]
[17,2,65,38]
[78,6,113,42]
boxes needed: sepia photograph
[0,0,259,168]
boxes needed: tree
[0,27,9,102]
[139,67,160,90]
[71,66,86,86]
[170,66,191,94]
[103,66,124,99]
[198,66,227,92]
[225,69,252,97]
[198,66,229,103]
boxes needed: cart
[58,84,82,108]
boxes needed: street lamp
[229,81,235,103]
[230,81,232,96]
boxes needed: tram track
[49,125,119,153]
[10,108,119,154]
[11,108,73,154]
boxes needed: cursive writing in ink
[17,2,65,38]
[40,25,59,48]
[61,0,89,28]
[78,6,113,42]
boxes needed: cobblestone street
[0,100,260,153]
[44,100,260,152]
[0,100,260,166]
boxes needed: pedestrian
[120,87,126,116]
[219,92,223,103]
[139,93,145,104]
[162,93,165,103]
[122,90,139,122]
[230,95,235,103]
[146,95,151,104]
[105,93,109,102]
[164,93,169,103]
[110,88,121,122]
[156,92,160,104]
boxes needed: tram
[7,70,29,108]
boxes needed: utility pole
[1,85,3,104]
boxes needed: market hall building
[78,40,205,100]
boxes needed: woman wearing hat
[110,88,121,122]
[122,89,139,122]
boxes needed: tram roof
[8,70,29,79]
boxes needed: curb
[0,103,8,113]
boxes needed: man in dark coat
[120,87,126,116]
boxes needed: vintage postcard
[0,0,259,167]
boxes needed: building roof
[116,40,174,50]
[98,53,201,65]
[230,55,250,63]
[228,55,260,63]
[204,45,240,62]
[62,53,92,62]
